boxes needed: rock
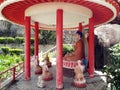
[95,24,120,47]
[37,75,45,88]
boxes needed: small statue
[37,75,45,88]
[42,64,53,81]
[74,66,84,81]
[44,54,52,68]
[73,60,86,88]
[34,65,42,75]
[34,56,42,74]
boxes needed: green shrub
[63,44,73,56]
[102,43,120,90]
[0,37,6,44]
[9,48,23,55]
[0,37,24,44]
[0,37,14,44]
[20,54,24,61]
[31,38,34,44]
[15,37,24,44]
[1,47,10,55]
[30,46,34,55]
[6,37,14,43]
[40,30,56,45]
[0,65,6,72]
[0,54,24,72]
[1,46,23,55]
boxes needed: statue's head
[76,30,82,40]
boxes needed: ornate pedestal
[73,79,86,88]
[63,60,83,77]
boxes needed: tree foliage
[102,43,120,90]
[39,30,56,45]
[63,44,73,57]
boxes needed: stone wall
[63,30,76,44]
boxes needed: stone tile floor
[4,64,107,90]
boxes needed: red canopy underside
[1,0,119,30]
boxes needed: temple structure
[0,0,119,89]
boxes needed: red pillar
[0,0,4,4]
[56,9,63,89]
[79,23,82,32]
[88,17,94,77]
[34,22,39,65]
[24,16,31,80]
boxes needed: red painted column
[79,23,82,32]
[56,9,63,89]
[0,0,4,4]
[24,16,31,80]
[34,22,39,65]
[88,17,94,77]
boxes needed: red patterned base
[63,60,84,69]
[42,76,53,81]
[73,80,86,88]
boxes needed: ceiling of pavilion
[0,0,119,30]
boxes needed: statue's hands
[85,33,89,39]
[67,53,72,56]
[68,52,74,56]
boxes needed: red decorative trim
[73,80,86,88]
[105,0,120,15]
[63,60,84,69]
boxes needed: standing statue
[64,30,85,61]
[42,64,53,81]
[34,56,42,75]
[44,54,52,68]
[73,60,86,88]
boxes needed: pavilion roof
[0,0,119,30]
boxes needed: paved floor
[4,64,107,90]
